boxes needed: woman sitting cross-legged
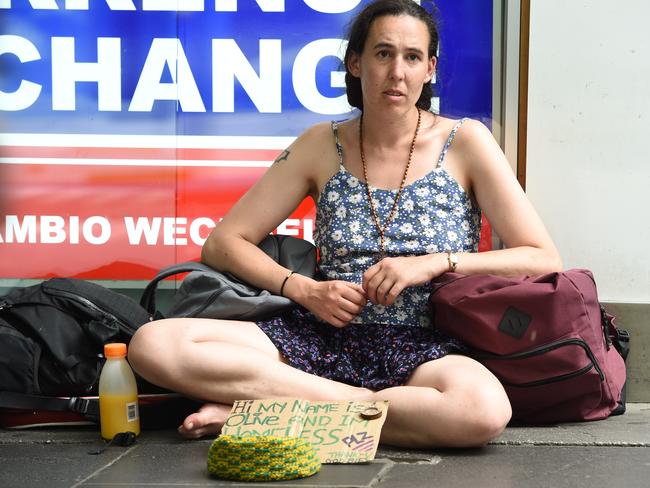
[128,0,562,448]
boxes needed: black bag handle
[139,261,215,316]
[140,235,317,317]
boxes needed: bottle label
[126,401,139,422]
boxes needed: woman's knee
[409,386,510,448]
[446,357,512,444]
[460,385,512,446]
[128,319,179,379]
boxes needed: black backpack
[0,278,154,422]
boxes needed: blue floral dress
[316,117,481,328]
[257,117,481,390]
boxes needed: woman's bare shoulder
[418,114,481,143]
[295,121,338,145]
[448,117,495,150]
[276,122,335,169]
[283,120,345,196]
[431,117,499,168]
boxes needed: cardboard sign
[220,398,389,464]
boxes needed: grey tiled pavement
[2,404,650,488]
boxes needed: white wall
[526,0,650,303]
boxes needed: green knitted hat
[207,435,321,482]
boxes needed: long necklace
[360,108,421,256]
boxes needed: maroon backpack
[429,269,629,424]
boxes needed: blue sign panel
[1,0,493,136]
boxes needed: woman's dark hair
[344,0,439,111]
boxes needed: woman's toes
[177,403,231,439]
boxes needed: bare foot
[178,403,232,439]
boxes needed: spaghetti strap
[331,121,344,165]
[436,117,469,168]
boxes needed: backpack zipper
[495,363,594,388]
[44,288,139,336]
[473,337,605,385]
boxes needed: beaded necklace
[359,108,422,256]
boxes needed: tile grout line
[70,443,141,488]
[367,459,395,487]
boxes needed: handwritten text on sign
[221,398,389,464]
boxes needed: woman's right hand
[290,278,367,328]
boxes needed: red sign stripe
[1,146,282,161]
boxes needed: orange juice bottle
[99,343,140,440]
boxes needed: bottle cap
[104,343,127,358]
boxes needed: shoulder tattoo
[273,149,290,165]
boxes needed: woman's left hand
[362,254,446,306]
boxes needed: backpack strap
[0,391,99,422]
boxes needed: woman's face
[348,14,435,113]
